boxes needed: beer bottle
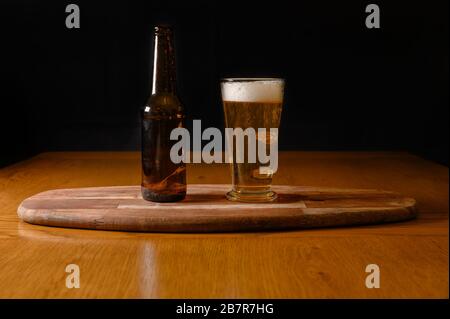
[141,25,186,202]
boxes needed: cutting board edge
[17,202,418,233]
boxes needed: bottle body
[141,26,186,202]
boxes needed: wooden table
[0,152,448,298]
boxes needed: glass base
[141,186,186,202]
[226,189,277,203]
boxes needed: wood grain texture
[18,185,417,232]
[0,152,448,298]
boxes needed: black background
[1,0,448,167]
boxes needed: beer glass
[221,78,284,202]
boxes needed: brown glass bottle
[141,25,186,202]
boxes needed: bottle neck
[151,27,177,95]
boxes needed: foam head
[221,78,284,103]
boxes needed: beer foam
[221,79,284,103]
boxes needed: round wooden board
[17,184,417,232]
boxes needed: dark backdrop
[1,0,448,167]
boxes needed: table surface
[0,151,448,298]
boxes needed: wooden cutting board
[17,184,417,232]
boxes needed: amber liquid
[141,107,186,202]
[222,100,282,201]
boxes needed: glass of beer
[221,78,284,202]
